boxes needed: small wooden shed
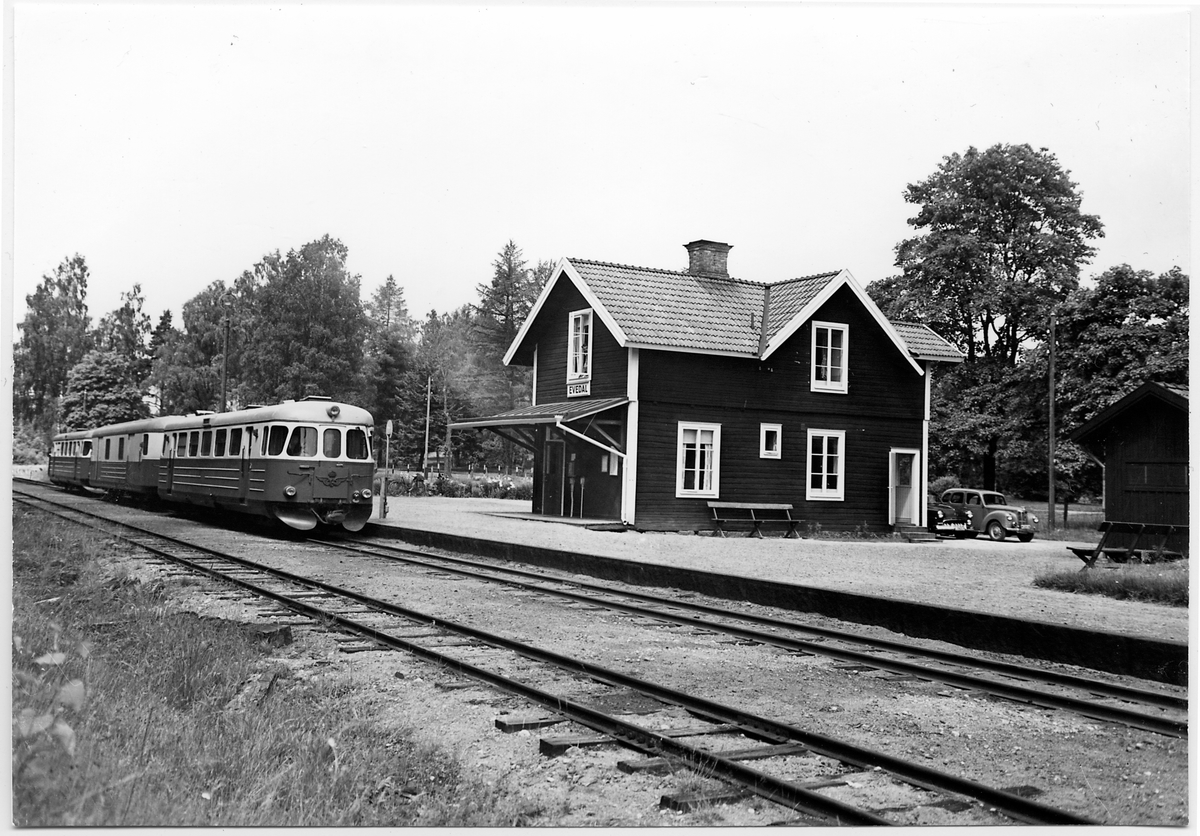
[1068,382,1189,542]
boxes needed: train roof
[52,398,374,440]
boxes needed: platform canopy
[449,397,629,454]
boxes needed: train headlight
[327,405,341,419]
[360,488,373,500]
[284,486,297,497]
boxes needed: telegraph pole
[220,293,234,412]
[422,375,432,475]
[1048,313,1057,529]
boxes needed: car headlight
[965,510,973,519]
[284,486,297,497]
[1005,513,1014,522]
[361,488,373,499]
[1032,515,1039,524]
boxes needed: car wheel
[986,521,1006,541]
[1017,533,1034,542]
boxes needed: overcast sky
[7,2,1191,333]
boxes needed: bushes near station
[1033,562,1188,607]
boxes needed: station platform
[368,496,1189,684]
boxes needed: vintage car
[927,494,972,537]
[939,488,1039,542]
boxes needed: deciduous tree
[14,255,93,430]
[872,144,1105,489]
[59,350,149,430]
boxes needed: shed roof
[1068,381,1189,455]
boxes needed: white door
[889,449,919,525]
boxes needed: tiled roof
[765,274,840,338]
[571,260,769,354]
[890,322,965,363]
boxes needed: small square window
[760,424,782,459]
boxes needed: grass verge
[12,507,546,826]
[1032,562,1189,607]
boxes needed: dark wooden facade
[632,286,926,530]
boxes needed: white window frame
[760,423,782,459]
[811,321,849,394]
[567,308,593,382]
[675,421,721,499]
[807,428,846,501]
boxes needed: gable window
[807,429,845,501]
[811,322,848,393]
[760,424,782,459]
[676,422,720,498]
[567,308,592,397]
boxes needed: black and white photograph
[7,0,1191,827]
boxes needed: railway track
[315,533,1187,738]
[14,483,1104,825]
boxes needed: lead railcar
[49,397,376,532]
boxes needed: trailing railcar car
[48,430,96,489]
[50,397,376,532]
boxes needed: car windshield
[982,493,1007,506]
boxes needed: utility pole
[220,293,234,413]
[422,375,432,475]
[1048,312,1057,529]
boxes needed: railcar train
[49,397,376,532]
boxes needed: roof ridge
[568,257,766,287]
[766,271,843,287]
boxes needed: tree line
[13,236,550,471]
[14,143,1189,503]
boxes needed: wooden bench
[707,502,801,539]
[1068,522,1188,569]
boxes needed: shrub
[1033,563,1188,606]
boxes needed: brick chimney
[684,240,732,278]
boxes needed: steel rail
[317,537,1187,736]
[19,495,1094,826]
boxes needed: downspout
[757,284,772,357]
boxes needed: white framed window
[807,429,845,501]
[811,321,848,393]
[676,422,721,498]
[760,423,782,459]
[567,309,592,396]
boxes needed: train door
[165,433,177,493]
[543,438,565,516]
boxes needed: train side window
[346,428,369,460]
[176,434,187,456]
[164,436,171,456]
[287,426,317,457]
[267,425,288,456]
[229,428,243,456]
[201,430,212,456]
[323,428,341,458]
[105,439,112,460]
[214,429,227,457]
[141,434,149,455]
[118,438,125,460]
[83,441,92,457]
[188,431,200,457]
